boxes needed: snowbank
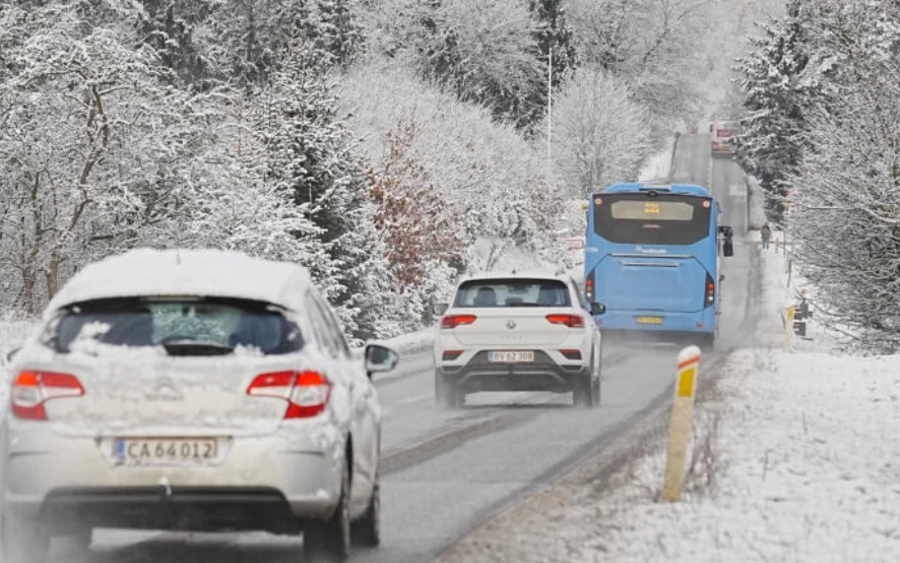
[381,326,434,355]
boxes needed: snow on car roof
[46,248,312,315]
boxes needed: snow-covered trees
[257,41,392,339]
[367,121,463,288]
[735,0,816,222]
[339,60,564,274]
[0,4,393,341]
[782,1,900,351]
[368,0,549,131]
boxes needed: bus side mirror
[590,302,606,315]
[723,242,734,257]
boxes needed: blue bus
[583,183,733,348]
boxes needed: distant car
[432,273,602,408]
[0,249,399,563]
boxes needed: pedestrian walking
[761,223,772,250]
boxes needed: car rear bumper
[1,425,345,531]
[38,486,301,535]
[439,351,589,393]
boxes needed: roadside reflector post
[784,305,796,352]
[662,345,701,502]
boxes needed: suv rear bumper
[439,351,589,393]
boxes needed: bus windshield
[593,193,712,245]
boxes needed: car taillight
[546,314,585,328]
[246,370,332,419]
[441,314,477,329]
[705,273,715,307]
[11,371,84,421]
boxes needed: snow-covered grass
[437,238,900,563]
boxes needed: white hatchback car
[0,249,398,563]
[433,273,604,408]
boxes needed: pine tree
[528,0,577,88]
[135,0,215,87]
[735,0,816,223]
[315,0,365,68]
[258,39,387,339]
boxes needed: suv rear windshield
[45,297,304,356]
[453,279,571,308]
[593,193,712,245]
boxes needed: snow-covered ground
[437,243,900,563]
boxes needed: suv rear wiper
[161,339,234,357]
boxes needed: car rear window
[453,279,571,308]
[45,297,304,356]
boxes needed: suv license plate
[114,438,218,466]
[489,351,534,363]
[636,316,664,325]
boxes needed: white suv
[1,249,398,563]
[433,273,604,408]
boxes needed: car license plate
[489,351,534,363]
[114,438,218,466]
[636,316,664,325]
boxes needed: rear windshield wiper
[161,339,234,357]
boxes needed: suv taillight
[546,314,585,328]
[247,370,332,419]
[441,314,477,329]
[705,272,715,308]
[11,371,84,421]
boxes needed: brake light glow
[246,370,332,419]
[11,371,84,421]
[441,314,477,329]
[546,314,585,328]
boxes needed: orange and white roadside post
[662,345,701,502]
[784,305,796,352]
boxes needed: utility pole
[547,47,552,180]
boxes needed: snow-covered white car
[0,249,398,563]
[433,273,603,408]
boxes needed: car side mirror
[432,303,448,316]
[365,343,399,379]
[590,302,606,315]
